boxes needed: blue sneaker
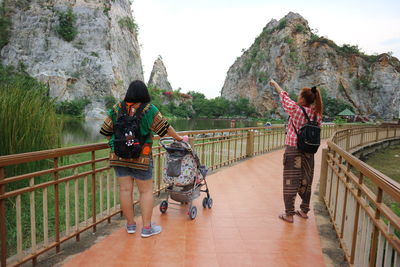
[141,223,162,238]
[126,223,136,234]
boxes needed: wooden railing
[319,125,400,266]
[0,124,340,266]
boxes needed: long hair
[124,80,151,103]
[297,87,323,115]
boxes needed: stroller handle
[159,137,190,151]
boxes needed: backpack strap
[133,102,149,119]
[133,103,150,145]
[299,106,311,123]
[291,106,312,135]
[117,101,128,120]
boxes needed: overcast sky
[133,0,400,99]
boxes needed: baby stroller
[159,137,212,220]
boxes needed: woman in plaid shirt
[269,79,323,223]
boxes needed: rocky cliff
[0,0,143,117]
[148,56,172,91]
[221,12,400,119]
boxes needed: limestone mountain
[221,12,400,119]
[0,0,143,117]
[148,56,172,91]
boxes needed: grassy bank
[364,144,400,183]
[363,144,400,236]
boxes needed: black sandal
[295,210,308,219]
[278,213,293,223]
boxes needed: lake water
[61,118,260,145]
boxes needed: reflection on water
[62,119,105,145]
[61,118,259,145]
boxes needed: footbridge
[0,124,399,266]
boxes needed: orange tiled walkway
[63,146,326,267]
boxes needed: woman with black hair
[269,79,323,223]
[100,80,184,237]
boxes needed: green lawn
[364,144,400,183]
[364,144,400,237]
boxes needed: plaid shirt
[279,91,322,147]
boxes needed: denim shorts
[114,161,153,180]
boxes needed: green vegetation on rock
[0,3,11,49]
[118,16,139,35]
[55,99,91,117]
[56,7,78,42]
[277,19,287,30]
[320,88,354,118]
[294,23,305,33]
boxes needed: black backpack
[114,102,149,159]
[291,106,320,154]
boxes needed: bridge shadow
[62,146,326,267]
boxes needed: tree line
[149,87,258,119]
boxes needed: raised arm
[269,79,297,116]
[269,79,284,94]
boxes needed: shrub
[289,51,299,63]
[354,75,372,90]
[90,51,99,58]
[333,116,347,125]
[104,95,117,110]
[56,7,78,42]
[309,33,319,43]
[295,24,305,33]
[257,72,268,84]
[118,16,139,35]
[278,19,287,30]
[81,57,89,66]
[338,44,361,56]
[55,99,91,117]
[364,54,379,63]
[320,87,355,118]
[0,4,11,49]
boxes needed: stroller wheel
[160,200,168,213]
[189,206,197,220]
[207,198,213,209]
[202,197,208,208]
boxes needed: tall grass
[0,64,61,191]
[0,65,60,159]
[0,65,116,257]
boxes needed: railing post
[211,134,215,169]
[350,172,363,264]
[246,130,254,157]
[360,128,365,146]
[345,129,351,151]
[319,148,328,202]
[54,158,60,252]
[369,188,383,267]
[91,151,97,232]
[375,128,379,142]
[188,136,195,148]
[0,168,6,267]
